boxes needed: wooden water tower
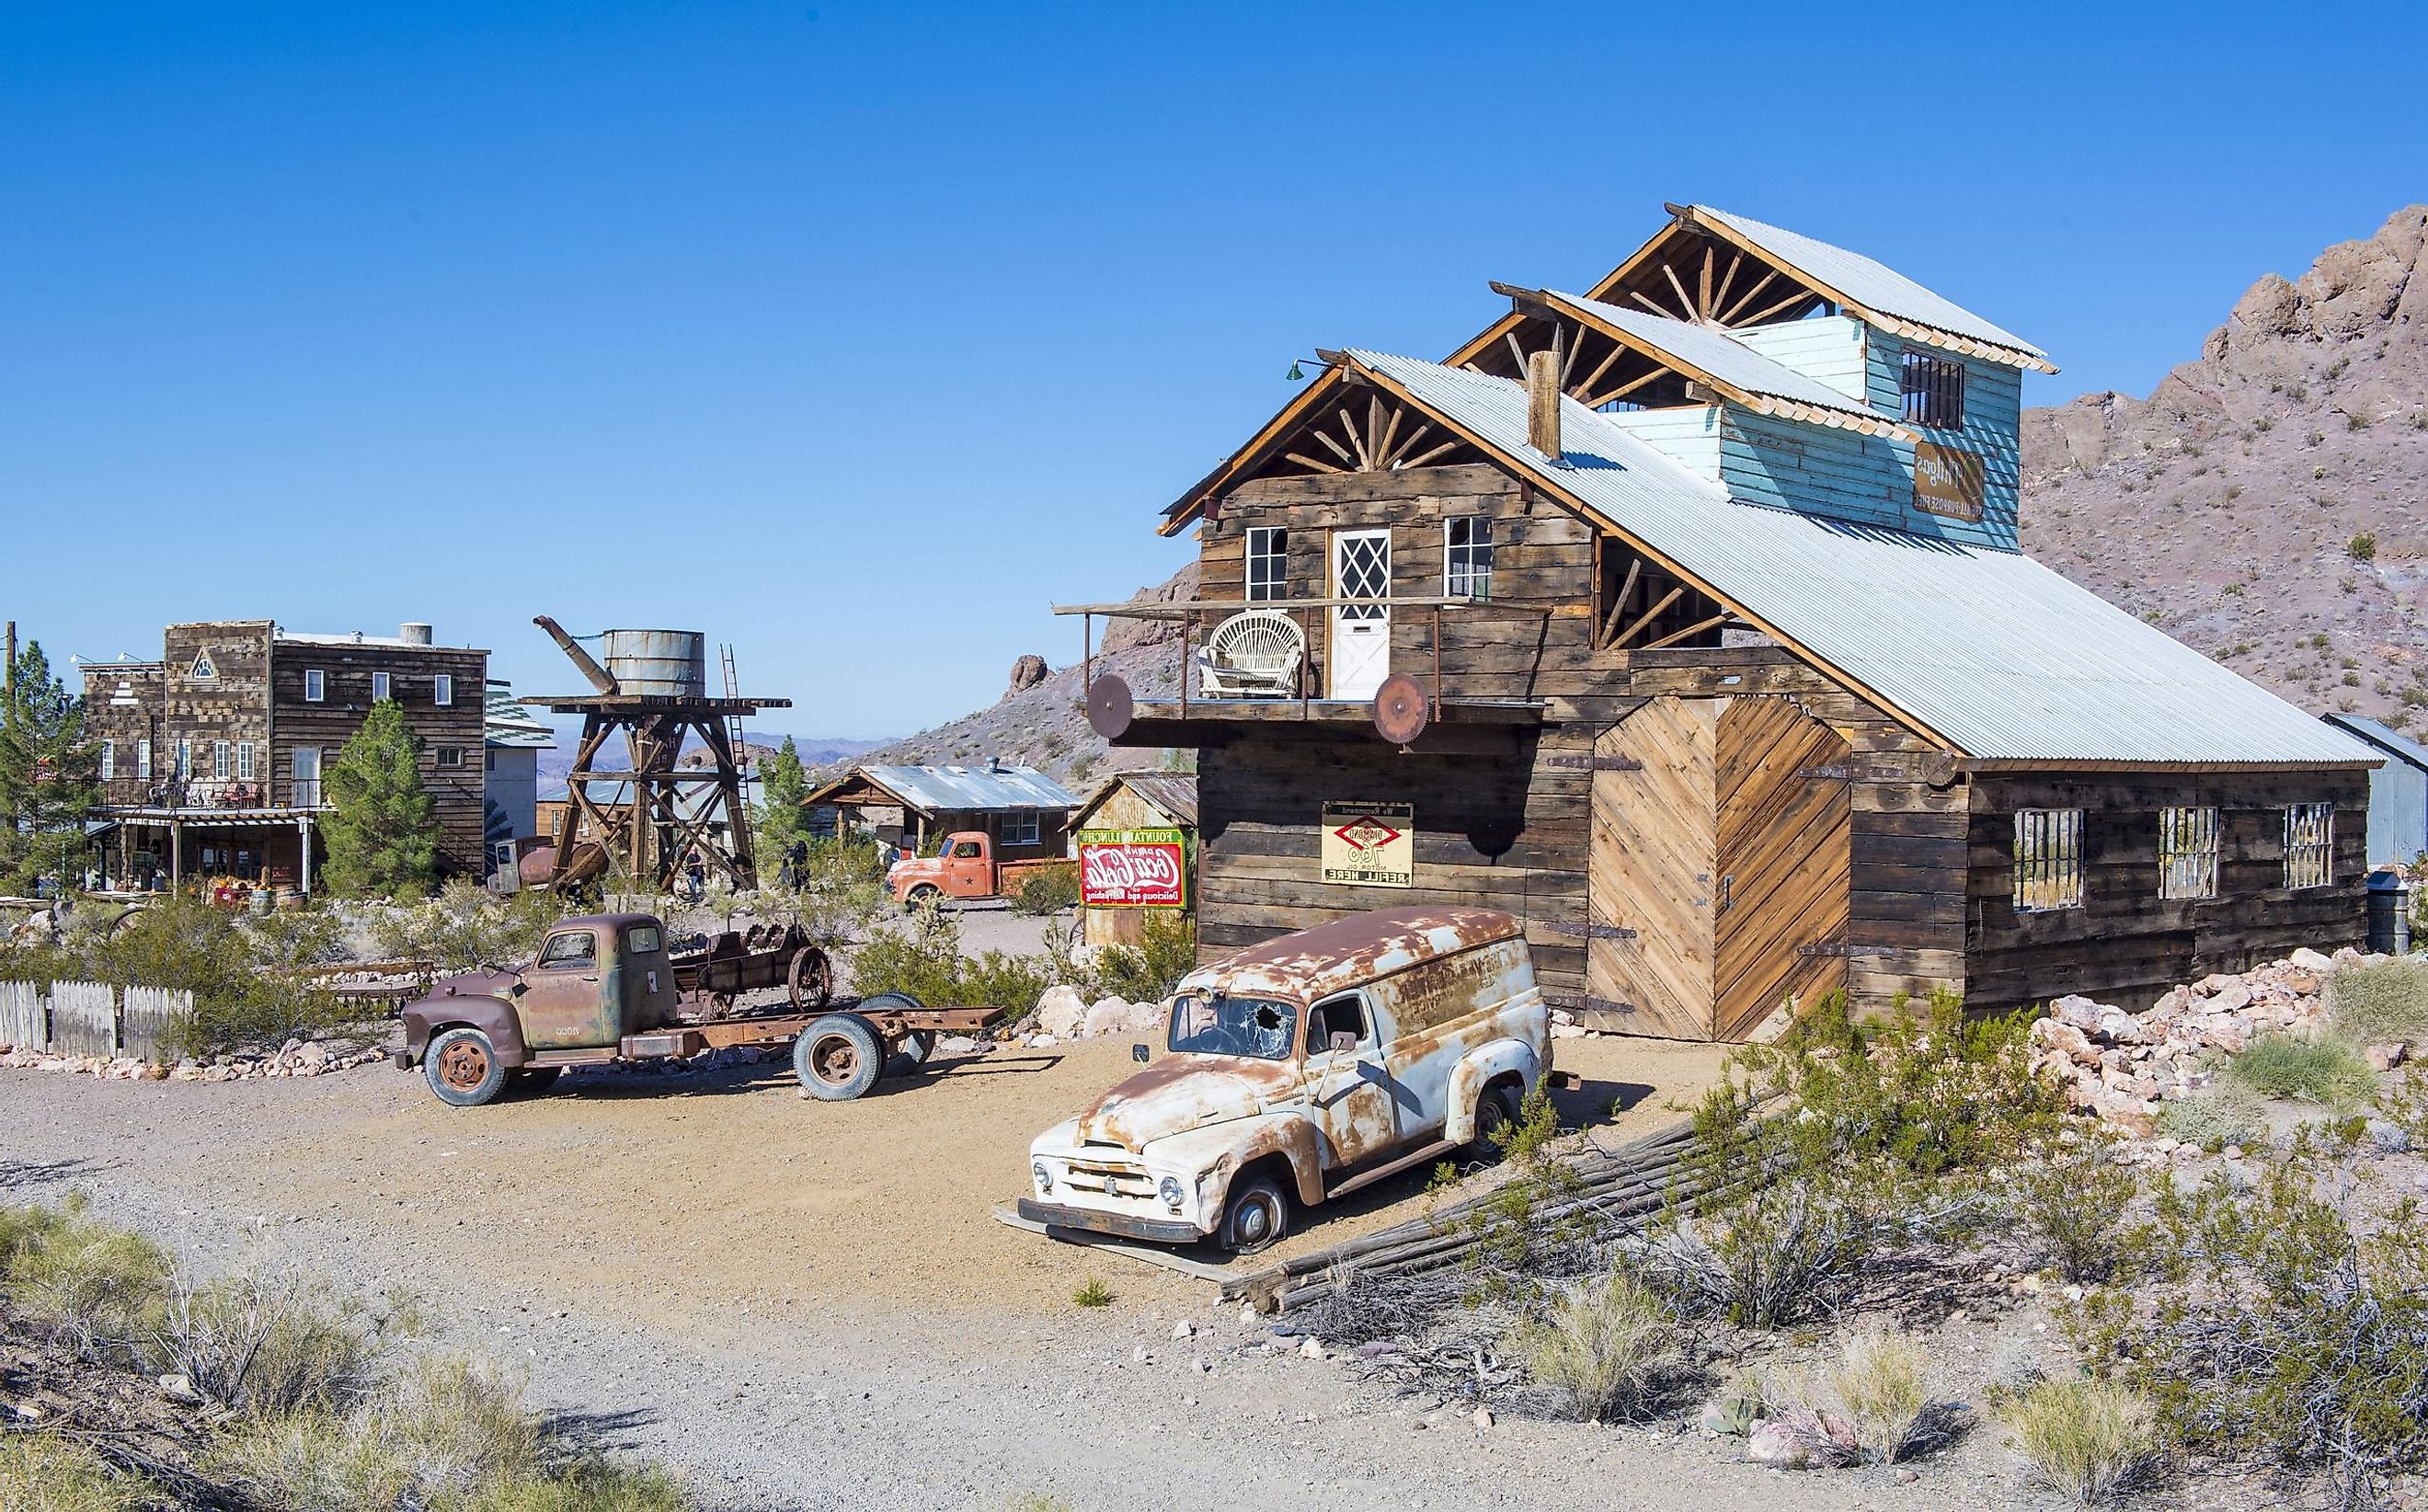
[531,616,789,895]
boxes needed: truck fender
[399,994,529,1070]
[1444,1038,1544,1145]
[1147,1112,1326,1209]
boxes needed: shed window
[1445,517,1494,600]
[2285,803,2334,889]
[1901,351,1966,430]
[432,673,452,706]
[1002,811,1040,847]
[2159,807,2218,899]
[436,746,464,770]
[2013,808,2084,911]
[1245,527,1288,602]
[304,669,325,703]
[372,671,392,703]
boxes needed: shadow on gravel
[548,1403,663,1449]
[0,1156,105,1189]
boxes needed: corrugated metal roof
[1077,772,1199,829]
[837,763,1080,814]
[1689,205,2048,363]
[484,681,555,749]
[2326,714,2428,773]
[1548,292,1887,425]
[1350,349,2376,767]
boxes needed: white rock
[1172,1320,1195,1341]
[1035,985,1087,1038]
[1298,1337,1325,1360]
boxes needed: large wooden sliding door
[1586,695,1852,1042]
[1586,698,1718,1039]
[1713,697,1851,1040]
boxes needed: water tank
[398,623,433,646]
[600,629,707,698]
[2367,869,2413,956]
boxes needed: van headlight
[1033,1161,1053,1194]
[1158,1175,1184,1209]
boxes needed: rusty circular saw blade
[1086,674,1135,739]
[1371,674,1428,745]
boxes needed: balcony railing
[101,778,283,812]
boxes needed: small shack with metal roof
[1064,201,2380,1039]
[806,762,1080,862]
[1070,772,1199,946]
[2325,715,2428,865]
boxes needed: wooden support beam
[1609,585,1687,649]
[1640,613,1735,651]
[1598,557,1643,647]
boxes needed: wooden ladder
[718,644,748,775]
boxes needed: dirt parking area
[0,1033,2047,1512]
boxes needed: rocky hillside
[849,209,2428,785]
[824,564,1197,790]
[2021,206,2428,734]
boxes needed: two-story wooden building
[84,621,489,890]
[1072,204,2378,1037]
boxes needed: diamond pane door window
[1329,529,1392,700]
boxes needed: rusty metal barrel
[599,629,707,698]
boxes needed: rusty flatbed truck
[395,912,1003,1106]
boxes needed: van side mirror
[1131,1043,1150,1063]
[1329,1031,1357,1052]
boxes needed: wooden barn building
[805,762,1080,862]
[1071,203,2379,1038]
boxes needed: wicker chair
[1197,609,1305,698]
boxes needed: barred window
[1446,517,1494,600]
[2159,807,2219,899]
[2285,803,2334,889]
[2014,808,2084,911]
[1245,527,1288,602]
[1901,351,1966,430]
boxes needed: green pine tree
[752,735,812,884]
[0,638,102,892]
[319,700,439,898]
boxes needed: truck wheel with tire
[425,1026,509,1108]
[1470,1079,1524,1160]
[1220,1173,1289,1254]
[902,885,941,911]
[795,1013,883,1101]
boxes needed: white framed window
[1245,527,1288,602]
[2014,808,2084,911]
[2285,803,2334,889]
[212,740,230,781]
[137,739,153,779]
[1445,516,1494,600]
[292,748,323,808]
[372,671,391,703]
[436,746,464,770]
[432,673,453,706]
[1002,811,1040,847]
[2159,807,2219,899]
[99,740,114,781]
[236,742,256,782]
[175,739,192,780]
[304,669,326,703]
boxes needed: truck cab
[1021,905,1550,1254]
[397,913,681,1105]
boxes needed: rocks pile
[2026,945,2405,1135]
[1029,983,1165,1045]
[0,1036,386,1083]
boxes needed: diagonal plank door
[1586,697,1718,1039]
[1713,697,1851,1041]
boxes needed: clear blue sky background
[6,1,2422,739]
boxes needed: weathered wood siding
[269,640,489,877]
[1963,771,2372,1012]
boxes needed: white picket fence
[0,980,192,1063]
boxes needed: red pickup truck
[886,831,1068,907]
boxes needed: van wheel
[795,1013,883,1101]
[1471,1080,1524,1160]
[1220,1174,1289,1254]
[425,1027,508,1108]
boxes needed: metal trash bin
[2367,869,2413,956]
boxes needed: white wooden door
[1330,529,1392,700]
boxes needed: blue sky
[5,1,2422,739]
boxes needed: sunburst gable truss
[1446,203,2056,378]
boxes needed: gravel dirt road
[0,1037,2085,1510]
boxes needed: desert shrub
[2069,1162,2428,1500]
[1825,1323,1941,1463]
[0,1197,173,1360]
[1008,863,1081,916]
[1071,1277,1114,1308]
[1509,1273,1680,1422]
[788,838,889,947]
[2330,956,2428,1047]
[2009,1145,2138,1282]
[849,905,1058,1014]
[2227,1032,2378,1109]
[238,905,349,968]
[1085,910,1197,1004]
[1633,1175,1870,1328]
[1999,1376,2160,1505]
[0,1435,146,1512]
[152,1269,409,1415]
[366,880,563,971]
[2351,532,2380,562]
[468,1461,688,1512]
[2154,1082,2270,1149]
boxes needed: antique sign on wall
[1076,828,1188,908]
[1320,801,1414,888]
[1912,440,1987,521]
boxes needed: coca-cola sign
[1077,828,1188,908]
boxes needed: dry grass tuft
[1510,1273,1680,1422]
[1999,1376,2161,1504]
[0,1435,147,1512]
